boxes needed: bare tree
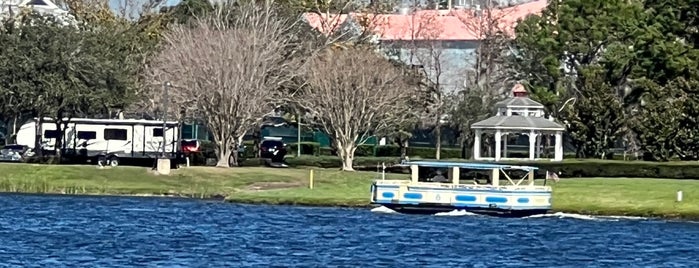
[293,45,415,171]
[146,0,295,167]
[450,1,517,158]
[406,11,449,160]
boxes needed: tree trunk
[460,139,467,159]
[4,115,19,144]
[435,124,442,160]
[34,116,44,157]
[216,147,232,167]
[53,118,66,164]
[400,139,408,160]
[337,141,356,171]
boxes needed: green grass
[1,163,698,219]
[0,163,391,200]
[552,178,699,219]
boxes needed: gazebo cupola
[470,84,566,162]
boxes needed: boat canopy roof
[399,161,538,171]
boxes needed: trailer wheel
[108,156,119,167]
[97,155,107,167]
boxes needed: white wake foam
[434,209,478,217]
[525,212,648,221]
[370,206,398,214]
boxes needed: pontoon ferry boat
[370,161,553,217]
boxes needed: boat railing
[374,180,551,191]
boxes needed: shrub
[288,142,321,156]
[278,156,699,179]
[524,160,699,179]
[408,147,461,159]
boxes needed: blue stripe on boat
[485,197,508,203]
[517,197,530,204]
[382,192,395,198]
[403,193,423,199]
[455,195,477,202]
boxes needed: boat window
[44,130,60,139]
[153,128,164,137]
[104,129,128,140]
[77,131,97,140]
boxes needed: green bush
[288,142,321,156]
[408,147,461,158]
[276,156,699,179]
[376,145,401,157]
[284,156,402,169]
[523,160,699,179]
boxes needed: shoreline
[222,197,699,221]
[2,190,698,221]
[1,164,698,221]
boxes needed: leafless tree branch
[292,46,416,171]
[146,0,295,167]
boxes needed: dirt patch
[245,181,304,191]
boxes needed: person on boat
[431,170,449,183]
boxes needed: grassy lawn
[1,163,698,219]
[552,178,699,219]
[0,163,392,200]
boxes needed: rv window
[44,130,60,139]
[153,128,164,137]
[77,131,97,140]
[104,129,128,140]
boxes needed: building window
[104,129,128,140]
[77,131,97,140]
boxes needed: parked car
[0,144,30,162]
[259,138,287,164]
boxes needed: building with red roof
[302,0,548,92]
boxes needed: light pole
[161,81,170,159]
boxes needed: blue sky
[107,0,182,18]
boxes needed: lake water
[0,194,698,267]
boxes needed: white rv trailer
[15,117,181,166]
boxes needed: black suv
[259,139,287,163]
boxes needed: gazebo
[471,84,565,162]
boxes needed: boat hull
[370,181,552,218]
[378,204,549,217]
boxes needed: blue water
[0,194,698,267]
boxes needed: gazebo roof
[494,97,545,109]
[471,115,564,131]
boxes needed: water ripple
[0,194,698,267]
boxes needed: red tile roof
[303,0,547,41]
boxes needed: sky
[106,0,181,19]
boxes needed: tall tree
[292,45,415,171]
[559,67,624,158]
[2,11,143,158]
[508,0,645,158]
[146,0,295,167]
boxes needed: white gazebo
[471,85,565,162]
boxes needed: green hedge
[237,156,699,179]
[287,143,461,158]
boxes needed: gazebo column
[528,130,536,160]
[554,131,563,161]
[495,130,502,161]
[502,132,508,159]
[474,129,482,160]
[535,133,542,158]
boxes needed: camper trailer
[15,117,183,167]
